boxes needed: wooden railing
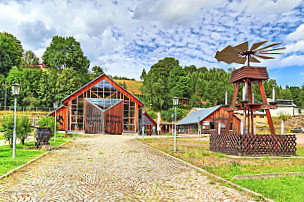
[210,133,297,156]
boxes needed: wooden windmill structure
[215,40,285,135]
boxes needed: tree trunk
[9,138,13,148]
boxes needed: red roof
[61,74,144,107]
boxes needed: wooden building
[47,74,156,134]
[176,105,241,134]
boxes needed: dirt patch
[284,115,304,128]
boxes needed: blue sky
[0,0,303,87]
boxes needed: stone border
[0,140,71,180]
[136,139,274,202]
[232,172,304,180]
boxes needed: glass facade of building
[69,79,137,132]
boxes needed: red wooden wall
[49,106,67,131]
[203,107,241,134]
[104,101,123,134]
[84,100,103,134]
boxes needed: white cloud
[0,0,303,82]
[287,24,304,41]
[285,40,304,53]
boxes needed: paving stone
[0,134,254,201]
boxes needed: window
[260,115,264,118]
[220,123,226,129]
[230,123,233,131]
[210,121,216,130]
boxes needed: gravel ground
[0,134,254,201]
[296,134,304,145]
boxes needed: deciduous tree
[42,36,90,71]
[22,50,39,67]
[0,32,23,76]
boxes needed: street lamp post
[173,97,179,152]
[53,102,58,142]
[171,114,174,136]
[142,108,145,140]
[197,116,201,137]
[11,83,21,158]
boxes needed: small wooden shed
[176,105,241,134]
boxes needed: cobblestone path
[0,135,254,201]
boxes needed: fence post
[218,121,221,134]
[240,120,243,135]
[238,134,242,156]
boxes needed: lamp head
[173,97,179,106]
[11,83,21,96]
[53,102,58,109]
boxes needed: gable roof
[144,112,157,126]
[46,105,66,117]
[85,98,123,112]
[176,105,222,126]
[61,74,144,107]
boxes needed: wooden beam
[225,82,240,133]
[259,80,275,135]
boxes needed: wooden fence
[210,133,297,156]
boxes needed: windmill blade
[217,55,241,64]
[249,56,261,63]
[250,40,267,51]
[234,57,247,64]
[215,46,240,63]
[234,41,248,52]
[259,47,286,52]
[255,43,281,51]
[255,55,275,59]
[259,52,283,55]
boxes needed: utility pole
[4,80,7,110]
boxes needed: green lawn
[0,144,45,176]
[235,175,304,202]
[140,137,304,201]
[0,139,68,176]
[55,133,79,139]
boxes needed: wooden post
[225,83,240,133]
[259,81,275,135]
[244,109,247,135]
[249,82,254,135]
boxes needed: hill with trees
[0,32,303,113]
[141,57,304,121]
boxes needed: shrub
[161,107,187,122]
[0,115,14,148]
[17,116,32,145]
[37,116,58,135]
[147,110,157,119]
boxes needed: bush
[0,115,14,148]
[161,107,187,122]
[17,116,32,145]
[0,115,32,146]
[147,110,157,119]
[279,112,291,122]
[37,116,58,135]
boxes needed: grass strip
[139,137,304,201]
[0,139,67,176]
[234,175,304,202]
